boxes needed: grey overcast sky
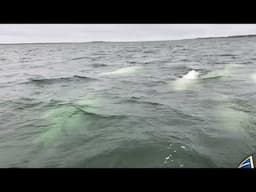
[1,24,256,43]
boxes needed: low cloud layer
[0,24,256,43]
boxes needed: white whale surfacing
[251,73,256,83]
[214,96,250,135]
[172,70,200,91]
[181,70,200,80]
[204,64,244,79]
[100,66,142,76]
[171,64,245,91]
[34,97,101,147]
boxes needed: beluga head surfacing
[181,70,200,80]
[172,69,201,91]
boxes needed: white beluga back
[170,64,245,91]
[172,70,201,91]
[181,70,200,80]
[251,73,256,83]
[99,66,142,76]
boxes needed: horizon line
[0,33,255,45]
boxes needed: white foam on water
[99,66,142,76]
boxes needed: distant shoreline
[195,34,256,40]
[0,34,256,45]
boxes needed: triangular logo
[238,156,254,168]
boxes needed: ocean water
[1,37,256,168]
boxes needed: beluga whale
[172,70,201,91]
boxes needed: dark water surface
[1,37,256,167]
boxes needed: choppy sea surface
[1,37,256,168]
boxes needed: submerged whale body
[100,66,142,76]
